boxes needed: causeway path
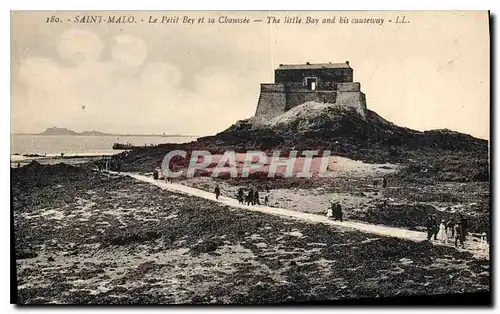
[108,171,489,260]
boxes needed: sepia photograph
[10,10,491,305]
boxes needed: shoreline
[10,152,123,167]
[12,133,199,138]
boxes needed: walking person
[446,219,455,239]
[426,215,435,241]
[215,184,221,200]
[438,220,448,243]
[237,188,244,204]
[264,192,269,206]
[336,202,344,222]
[327,201,334,219]
[254,189,260,205]
[431,215,439,240]
[459,213,468,242]
[480,233,488,254]
[245,189,252,205]
[157,166,163,181]
[454,223,464,248]
[247,188,254,205]
[153,167,159,180]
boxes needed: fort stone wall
[335,91,367,117]
[285,89,338,110]
[254,84,287,120]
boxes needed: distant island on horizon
[14,127,197,138]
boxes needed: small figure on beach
[327,201,334,219]
[253,189,260,205]
[215,184,221,200]
[335,202,343,222]
[153,167,159,180]
[479,232,488,253]
[237,188,244,204]
[426,215,439,241]
[382,177,387,188]
[246,188,254,205]
[454,223,465,248]
[438,219,447,243]
[459,213,468,241]
[264,192,269,206]
[328,201,343,222]
[445,218,455,238]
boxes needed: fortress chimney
[346,61,350,67]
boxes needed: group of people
[97,157,121,172]
[426,213,469,248]
[233,187,270,206]
[212,184,274,206]
[327,201,344,222]
[153,166,173,183]
[153,166,163,180]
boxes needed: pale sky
[11,11,489,139]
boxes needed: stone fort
[254,61,367,120]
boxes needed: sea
[10,134,198,162]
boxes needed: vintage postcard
[11,11,490,305]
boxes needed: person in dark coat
[454,223,464,247]
[237,188,244,204]
[431,215,439,240]
[446,219,455,238]
[153,167,159,180]
[382,177,387,188]
[254,190,260,205]
[336,202,343,222]
[246,189,253,205]
[215,184,221,200]
[459,213,468,242]
[426,215,435,240]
